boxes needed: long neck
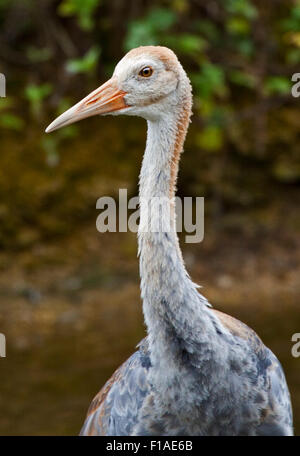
[138,88,216,363]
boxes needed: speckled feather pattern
[79,46,293,436]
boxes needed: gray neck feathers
[138,76,218,367]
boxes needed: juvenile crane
[46,46,293,436]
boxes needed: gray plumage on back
[46,46,293,436]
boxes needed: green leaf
[166,34,207,55]
[286,48,300,64]
[224,0,258,20]
[194,20,219,42]
[58,0,99,31]
[228,70,256,88]
[191,63,227,98]
[26,46,52,63]
[197,98,215,118]
[281,6,300,32]
[0,113,24,130]
[147,8,176,31]
[234,37,254,57]
[24,83,52,103]
[196,125,223,151]
[24,83,52,116]
[125,23,157,50]
[66,46,100,74]
[125,7,176,50]
[263,76,290,95]
[226,17,250,35]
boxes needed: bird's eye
[139,66,153,78]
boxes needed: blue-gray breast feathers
[80,312,293,436]
[79,339,151,436]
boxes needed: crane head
[45,46,189,133]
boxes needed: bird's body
[46,46,293,436]
[80,331,292,436]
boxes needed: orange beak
[45,77,127,133]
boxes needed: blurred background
[0,0,299,435]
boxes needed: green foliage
[165,34,207,56]
[24,83,53,117]
[125,8,176,49]
[191,63,226,99]
[196,125,224,151]
[286,48,300,64]
[233,36,254,57]
[26,46,52,63]
[224,0,258,20]
[0,0,11,10]
[280,3,300,63]
[281,5,300,32]
[0,97,24,131]
[58,0,100,30]
[0,113,24,131]
[66,46,100,74]
[263,76,291,95]
[126,7,207,58]
[226,17,250,35]
[228,70,256,88]
[0,0,299,206]
[194,19,220,42]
